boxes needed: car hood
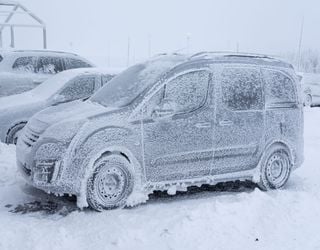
[31,100,108,129]
[0,91,43,110]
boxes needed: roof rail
[190,51,276,60]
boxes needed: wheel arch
[5,120,28,144]
[77,146,145,208]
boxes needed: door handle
[194,122,211,128]
[219,120,233,126]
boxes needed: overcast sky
[1,0,319,66]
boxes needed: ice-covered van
[16,52,304,211]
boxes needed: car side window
[37,57,64,74]
[221,67,263,111]
[12,56,36,73]
[60,75,96,101]
[101,74,115,86]
[163,70,210,113]
[65,58,92,70]
[263,69,296,105]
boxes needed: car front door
[213,65,265,175]
[142,69,214,182]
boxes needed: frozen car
[0,50,94,97]
[0,67,118,144]
[299,73,320,107]
[16,53,304,211]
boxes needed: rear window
[263,69,297,106]
[221,67,263,111]
[36,56,64,74]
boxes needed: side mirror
[51,94,68,105]
[152,98,177,118]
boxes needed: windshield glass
[90,56,186,107]
[30,71,79,98]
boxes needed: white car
[0,50,94,97]
[299,73,320,107]
[0,67,120,144]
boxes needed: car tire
[6,122,26,145]
[304,94,312,107]
[87,154,134,211]
[257,144,292,191]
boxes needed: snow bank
[0,109,320,250]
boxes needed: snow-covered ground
[0,108,320,250]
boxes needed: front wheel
[258,144,292,190]
[87,155,134,211]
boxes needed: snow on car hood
[0,91,43,111]
[32,100,107,126]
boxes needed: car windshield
[30,71,79,98]
[90,56,186,108]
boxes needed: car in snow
[0,68,118,144]
[299,73,320,107]
[16,52,304,211]
[0,50,94,97]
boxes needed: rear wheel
[304,94,312,107]
[258,144,292,190]
[87,155,134,211]
[6,122,26,145]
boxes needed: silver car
[0,50,94,97]
[299,73,320,107]
[0,68,118,144]
[16,53,304,211]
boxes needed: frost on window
[12,56,36,73]
[221,68,263,111]
[263,69,296,105]
[164,70,209,113]
[60,76,95,101]
[65,58,92,70]
[101,74,115,86]
[37,57,64,74]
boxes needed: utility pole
[186,33,191,54]
[297,17,304,71]
[127,37,130,67]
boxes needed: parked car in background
[299,72,320,107]
[0,68,119,144]
[16,52,303,211]
[0,50,94,97]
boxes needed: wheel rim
[305,95,312,106]
[266,151,290,187]
[94,165,127,205]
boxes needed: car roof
[187,51,294,69]
[54,67,122,78]
[0,49,81,57]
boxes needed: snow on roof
[0,49,80,57]
[189,51,293,69]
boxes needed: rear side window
[65,58,92,70]
[164,70,210,113]
[60,75,96,101]
[12,56,36,73]
[101,74,115,86]
[37,57,64,74]
[0,55,3,63]
[263,69,296,105]
[221,67,263,111]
